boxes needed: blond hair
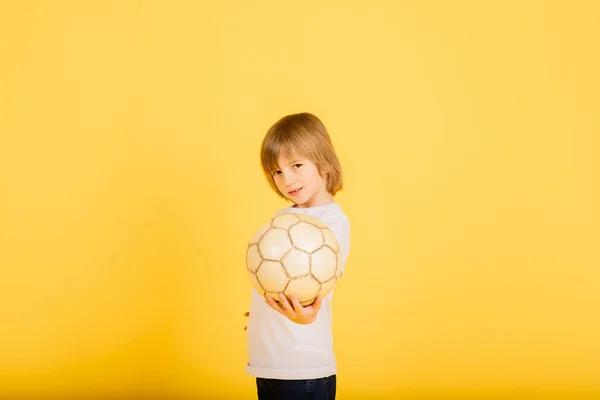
[260,113,343,200]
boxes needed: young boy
[244,113,351,400]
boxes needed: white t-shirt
[245,202,351,379]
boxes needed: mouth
[288,187,303,196]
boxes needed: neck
[294,192,334,208]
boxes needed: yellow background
[1,1,599,399]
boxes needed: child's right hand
[243,311,249,331]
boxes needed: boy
[244,113,351,400]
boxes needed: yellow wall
[1,1,598,399]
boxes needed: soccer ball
[246,213,342,306]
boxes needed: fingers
[278,293,293,313]
[289,293,303,312]
[266,296,284,314]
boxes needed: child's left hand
[266,293,323,324]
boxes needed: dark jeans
[256,375,336,400]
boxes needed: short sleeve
[320,214,351,276]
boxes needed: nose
[282,170,295,186]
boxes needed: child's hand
[266,293,323,325]
[243,311,249,331]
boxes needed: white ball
[246,213,341,306]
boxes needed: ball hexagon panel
[246,244,261,273]
[310,246,337,282]
[322,229,340,252]
[272,213,300,229]
[286,276,320,305]
[289,222,323,253]
[281,249,311,278]
[297,213,328,229]
[257,260,290,292]
[319,276,337,298]
[259,229,292,260]
[249,220,272,245]
[247,269,264,293]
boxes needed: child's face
[272,153,332,208]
